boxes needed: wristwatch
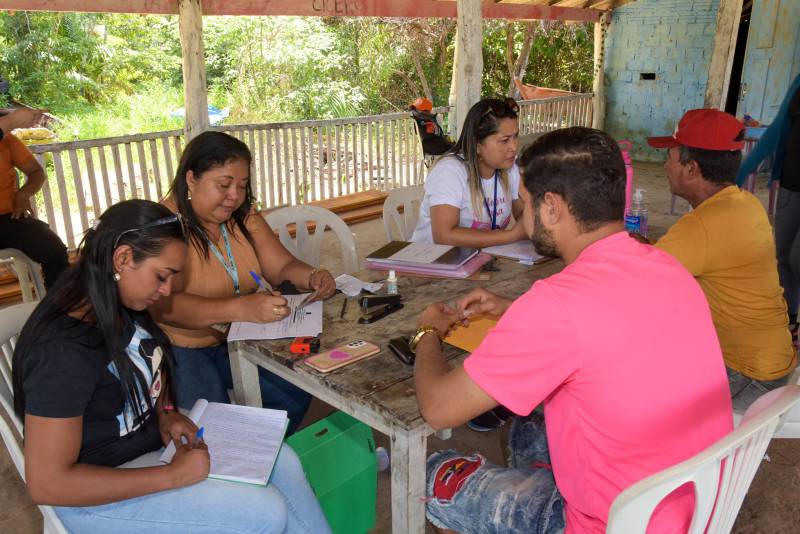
[408,325,440,353]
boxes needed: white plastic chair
[263,205,359,274]
[607,384,800,534]
[0,301,68,534]
[732,366,800,439]
[382,185,424,242]
[0,249,46,302]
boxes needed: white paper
[482,241,544,264]
[160,399,288,486]
[388,242,452,264]
[227,294,323,341]
[334,274,383,297]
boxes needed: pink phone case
[303,340,380,373]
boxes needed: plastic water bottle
[624,188,648,237]
[376,446,390,472]
[386,270,398,295]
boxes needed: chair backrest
[263,205,359,274]
[607,385,800,534]
[0,301,69,534]
[382,185,424,242]
[0,249,46,302]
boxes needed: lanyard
[207,224,240,295]
[480,171,499,230]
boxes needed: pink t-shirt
[464,232,732,534]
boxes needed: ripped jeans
[425,411,565,534]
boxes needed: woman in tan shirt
[151,131,336,433]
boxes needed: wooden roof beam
[8,1,603,22]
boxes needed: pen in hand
[194,426,205,448]
[249,271,273,293]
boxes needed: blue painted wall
[603,0,720,161]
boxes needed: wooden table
[229,257,562,533]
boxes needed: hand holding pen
[247,271,290,322]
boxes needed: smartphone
[303,340,380,373]
[388,336,414,365]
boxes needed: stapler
[357,294,403,324]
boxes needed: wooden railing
[29,130,184,249]
[517,93,594,135]
[27,94,593,249]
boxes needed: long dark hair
[442,97,519,217]
[13,199,186,423]
[167,130,255,257]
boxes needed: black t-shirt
[781,87,800,191]
[19,312,165,467]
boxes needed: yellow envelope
[444,314,498,353]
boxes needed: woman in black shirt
[13,199,330,533]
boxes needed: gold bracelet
[307,267,320,289]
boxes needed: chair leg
[10,258,34,303]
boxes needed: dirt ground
[1,161,798,533]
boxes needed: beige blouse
[160,197,262,348]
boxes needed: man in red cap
[648,108,796,410]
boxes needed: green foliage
[0,12,593,140]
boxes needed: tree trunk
[412,52,433,101]
[507,21,536,98]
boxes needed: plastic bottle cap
[633,188,646,202]
[387,270,397,281]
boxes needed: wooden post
[451,0,483,138]
[592,12,608,130]
[178,0,210,140]
[704,0,743,110]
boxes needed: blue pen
[194,426,205,447]
[249,270,271,293]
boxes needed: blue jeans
[55,445,332,534]
[426,411,565,534]
[173,344,311,435]
[775,186,800,317]
[727,366,791,411]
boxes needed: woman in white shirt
[411,97,526,247]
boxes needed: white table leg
[391,429,428,533]
[229,343,261,407]
[435,428,452,440]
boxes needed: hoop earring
[113,272,121,282]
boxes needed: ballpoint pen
[249,270,273,293]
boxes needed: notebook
[366,241,479,270]
[159,399,288,486]
[482,241,546,264]
[364,252,493,279]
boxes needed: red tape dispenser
[290,336,320,355]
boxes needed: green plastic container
[286,411,377,534]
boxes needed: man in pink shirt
[410,127,733,533]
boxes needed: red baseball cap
[646,108,745,151]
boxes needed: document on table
[389,242,452,264]
[482,241,544,265]
[227,294,323,341]
[159,399,288,486]
[335,273,383,297]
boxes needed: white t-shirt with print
[411,156,521,243]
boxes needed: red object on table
[291,336,320,354]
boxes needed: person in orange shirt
[0,108,68,288]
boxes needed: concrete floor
[2,161,798,533]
